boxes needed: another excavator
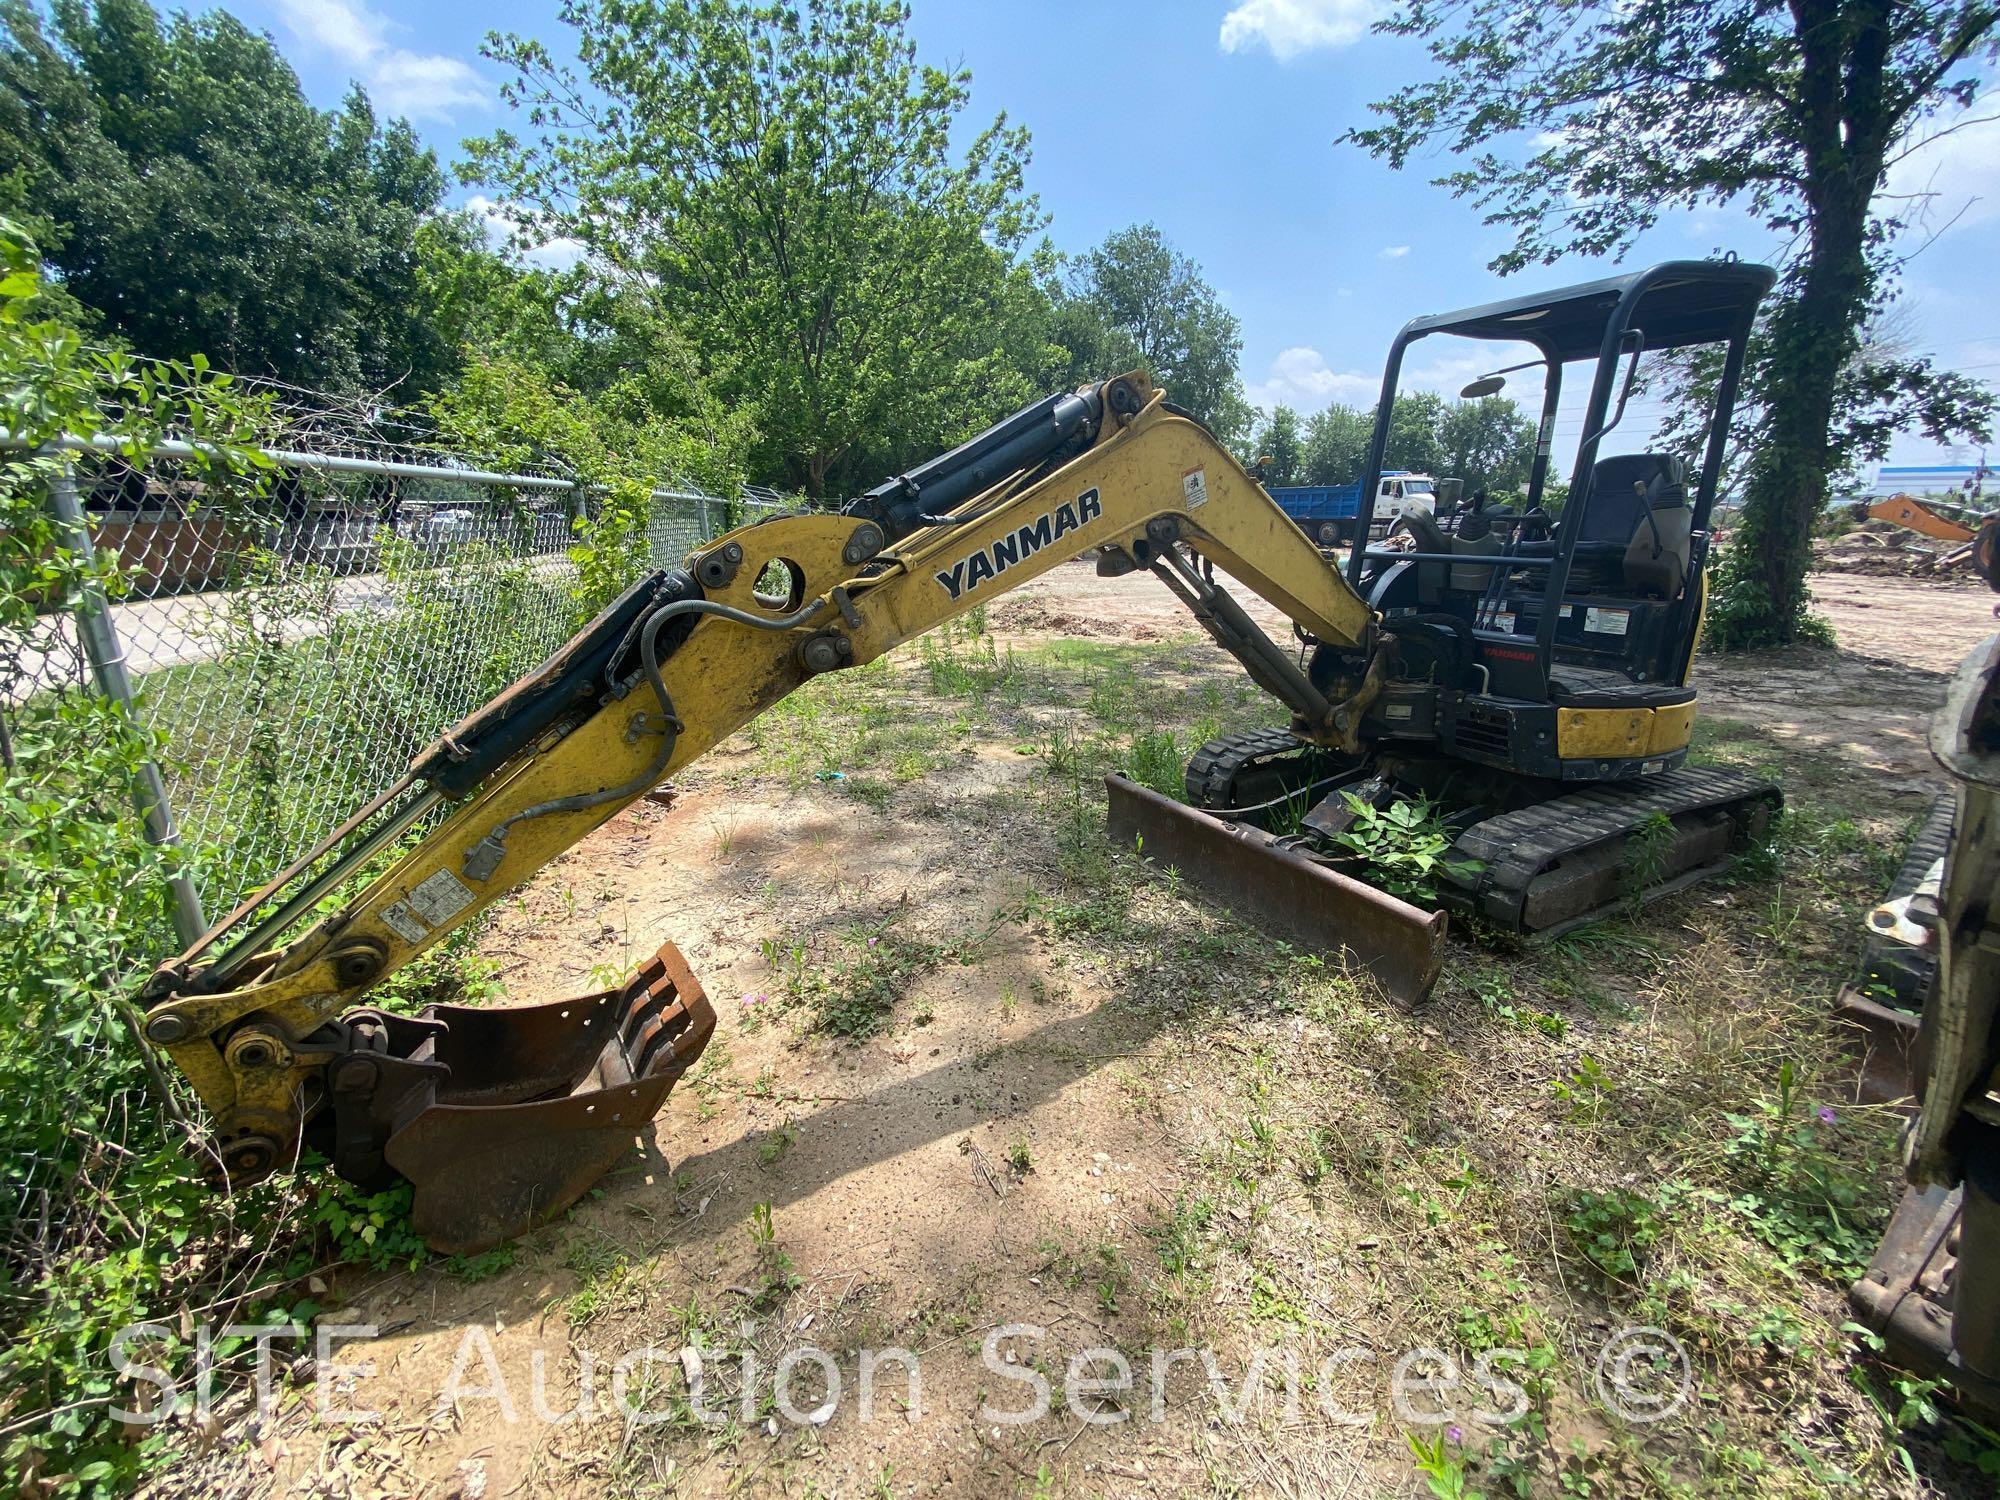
[1846,637,2000,1420]
[142,259,1783,1253]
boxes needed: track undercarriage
[1156,726,1781,943]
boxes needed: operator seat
[1574,454,1692,599]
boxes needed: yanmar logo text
[934,489,1103,601]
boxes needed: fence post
[46,464,209,946]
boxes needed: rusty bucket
[375,943,715,1254]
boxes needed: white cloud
[268,0,487,122]
[1886,103,2000,231]
[1219,0,1386,60]
[1244,346,1378,414]
[1378,244,1411,260]
[464,194,588,273]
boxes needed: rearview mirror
[1460,375,1506,398]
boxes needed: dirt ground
[994,562,1994,785]
[150,564,1996,1500]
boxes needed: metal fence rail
[24,440,799,940]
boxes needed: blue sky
[227,0,1999,469]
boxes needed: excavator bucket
[1105,774,1447,1001]
[377,943,715,1254]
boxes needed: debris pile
[1815,514,1985,584]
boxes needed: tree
[1303,402,1373,485]
[1065,223,1252,443]
[1437,395,1536,497]
[0,0,454,394]
[467,0,1056,499]
[1346,0,1999,647]
[1249,405,1306,484]
[1383,390,1447,477]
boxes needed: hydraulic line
[461,592,828,871]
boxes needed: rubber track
[1448,765,1782,931]
[1184,727,1309,809]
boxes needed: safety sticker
[1584,607,1630,636]
[1182,467,1209,508]
[407,869,476,925]
[1492,611,1516,633]
[380,902,429,944]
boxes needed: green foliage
[469,0,1058,497]
[1438,393,1538,497]
[1561,1186,1663,1281]
[1322,792,1478,904]
[770,915,944,1039]
[1249,404,1305,485]
[424,351,752,620]
[1302,401,1373,487]
[1550,1053,1614,1123]
[0,0,453,393]
[1124,728,1185,799]
[0,218,279,1491]
[919,619,1024,701]
[1346,0,1998,649]
[1065,222,1251,443]
[1407,1428,1474,1500]
[1714,1060,1879,1281]
[1623,809,1675,908]
[306,1177,428,1272]
[1288,391,1537,498]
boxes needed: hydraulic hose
[463,592,828,874]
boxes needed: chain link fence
[0,337,831,1471]
[23,439,798,937]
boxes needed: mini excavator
[143,260,1784,1253]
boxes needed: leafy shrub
[0,216,281,1492]
[1561,1186,1664,1281]
[1323,793,1479,905]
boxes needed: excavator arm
[140,375,1392,1251]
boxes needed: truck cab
[1268,468,1442,548]
[1376,472,1438,525]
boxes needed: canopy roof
[1398,260,1776,361]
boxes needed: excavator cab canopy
[1346,259,1775,709]
[1395,259,1776,361]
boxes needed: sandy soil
[1694,573,1995,786]
[153,563,1991,1499]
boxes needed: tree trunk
[1708,193,1876,650]
[1706,0,1894,651]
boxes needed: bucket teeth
[377,941,715,1254]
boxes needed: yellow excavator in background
[141,260,1783,1255]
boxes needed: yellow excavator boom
[140,375,1405,1250]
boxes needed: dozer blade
[380,942,715,1254]
[1105,773,1446,1001]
